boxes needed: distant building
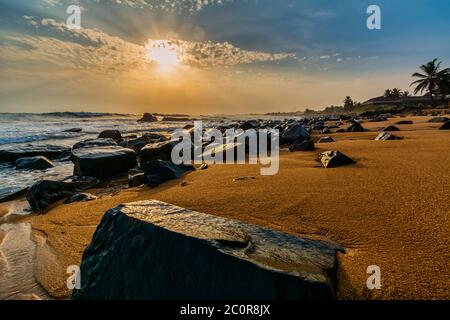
[362,95,450,106]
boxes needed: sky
[1,0,450,114]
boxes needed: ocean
[0,112,192,199]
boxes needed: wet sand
[21,116,450,300]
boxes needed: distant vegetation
[265,59,450,117]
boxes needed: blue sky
[1,0,450,114]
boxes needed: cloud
[150,39,296,68]
[38,0,233,12]
[0,17,295,76]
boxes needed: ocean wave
[0,112,135,121]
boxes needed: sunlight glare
[146,40,182,73]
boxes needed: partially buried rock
[346,122,366,132]
[63,128,82,133]
[128,169,147,188]
[289,139,315,152]
[381,125,400,132]
[439,121,450,130]
[26,180,76,211]
[98,130,122,141]
[0,144,70,163]
[317,136,334,143]
[428,117,449,123]
[319,151,355,168]
[15,156,54,170]
[72,200,343,300]
[64,193,97,204]
[142,160,194,188]
[396,120,413,125]
[375,132,403,141]
[71,146,137,179]
[137,113,157,123]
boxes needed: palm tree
[391,88,402,98]
[402,91,410,97]
[410,59,449,104]
[384,89,392,98]
[437,70,450,98]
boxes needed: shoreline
[1,116,449,300]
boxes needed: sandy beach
[16,116,448,300]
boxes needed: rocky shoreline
[0,114,449,300]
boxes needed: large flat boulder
[71,146,137,179]
[72,200,343,300]
[72,138,118,150]
[0,144,70,163]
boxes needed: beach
[4,115,445,300]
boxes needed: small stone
[319,150,355,168]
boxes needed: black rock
[72,138,118,150]
[138,113,157,123]
[0,187,29,203]
[396,120,413,125]
[139,140,179,163]
[128,169,147,188]
[375,132,403,141]
[14,156,54,170]
[63,128,83,133]
[346,122,366,132]
[238,120,260,131]
[63,176,101,190]
[281,122,310,143]
[0,144,70,163]
[142,160,194,188]
[72,200,343,300]
[124,133,167,152]
[26,180,76,211]
[381,125,400,132]
[317,136,335,143]
[428,117,450,123]
[439,121,450,130]
[289,140,315,152]
[98,130,122,141]
[318,151,355,168]
[71,146,137,179]
[64,193,97,204]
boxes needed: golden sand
[0,205,9,217]
[27,116,450,300]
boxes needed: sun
[146,40,182,73]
